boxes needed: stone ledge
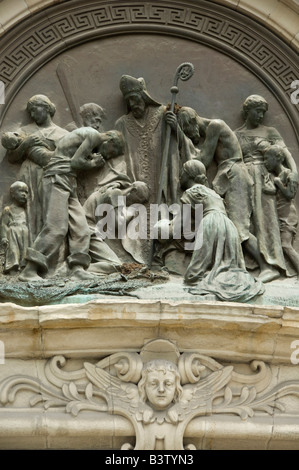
[0,298,289,327]
[0,299,297,363]
[0,410,298,449]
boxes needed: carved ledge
[0,299,298,363]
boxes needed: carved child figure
[263,145,299,276]
[1,131,24,151]
[0,181,29,274]
[1,130,53,167]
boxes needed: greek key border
[0,0,298,128]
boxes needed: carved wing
[84,362,140,415]
[175,364,299,422]
[166,365,234,424]
[181,365,234,408]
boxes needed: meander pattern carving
[0,0,298,107]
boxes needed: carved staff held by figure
[148,62,194,268]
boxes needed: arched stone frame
[0,0,298,128]
[0,0,299,51]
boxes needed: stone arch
[0,0,298,129]
[0,0,298,51]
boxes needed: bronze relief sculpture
[0,64,298,305]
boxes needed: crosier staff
[148,62,194,268]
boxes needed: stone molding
[0,0,299,52]
[0,299,299,363]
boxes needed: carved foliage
[0,340,299,450]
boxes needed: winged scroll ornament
[1,340,299,450]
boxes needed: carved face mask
[145,370,177,410]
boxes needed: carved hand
[92,152,106,168]
[22,135,45,149]
[165,111,178,132]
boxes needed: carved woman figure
[235,95,298,282]
[168,105,279,283]
[180,160,264,302]
[263,145,299,277]
[5,95,68,241]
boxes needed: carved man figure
[19,127,124,282]
[66,102,106,132]
[168,106,279,283]
[115,75,188,206]
[115,75,164,190]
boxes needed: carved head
[242,95,268,125]
[1,131,23,150]
[80,103,106,131]
[119,75,160,117]
[180,160,208,189]
[10,181,29,206]
[138,360,182,411]
[27,94,56,124]
[177,106,201,145]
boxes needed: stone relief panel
[0,0,298,306]
[1,339,299,450]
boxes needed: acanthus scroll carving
[0,339,299,450]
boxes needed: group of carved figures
[1,71,299,302]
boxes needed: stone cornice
[0,299,298,363]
